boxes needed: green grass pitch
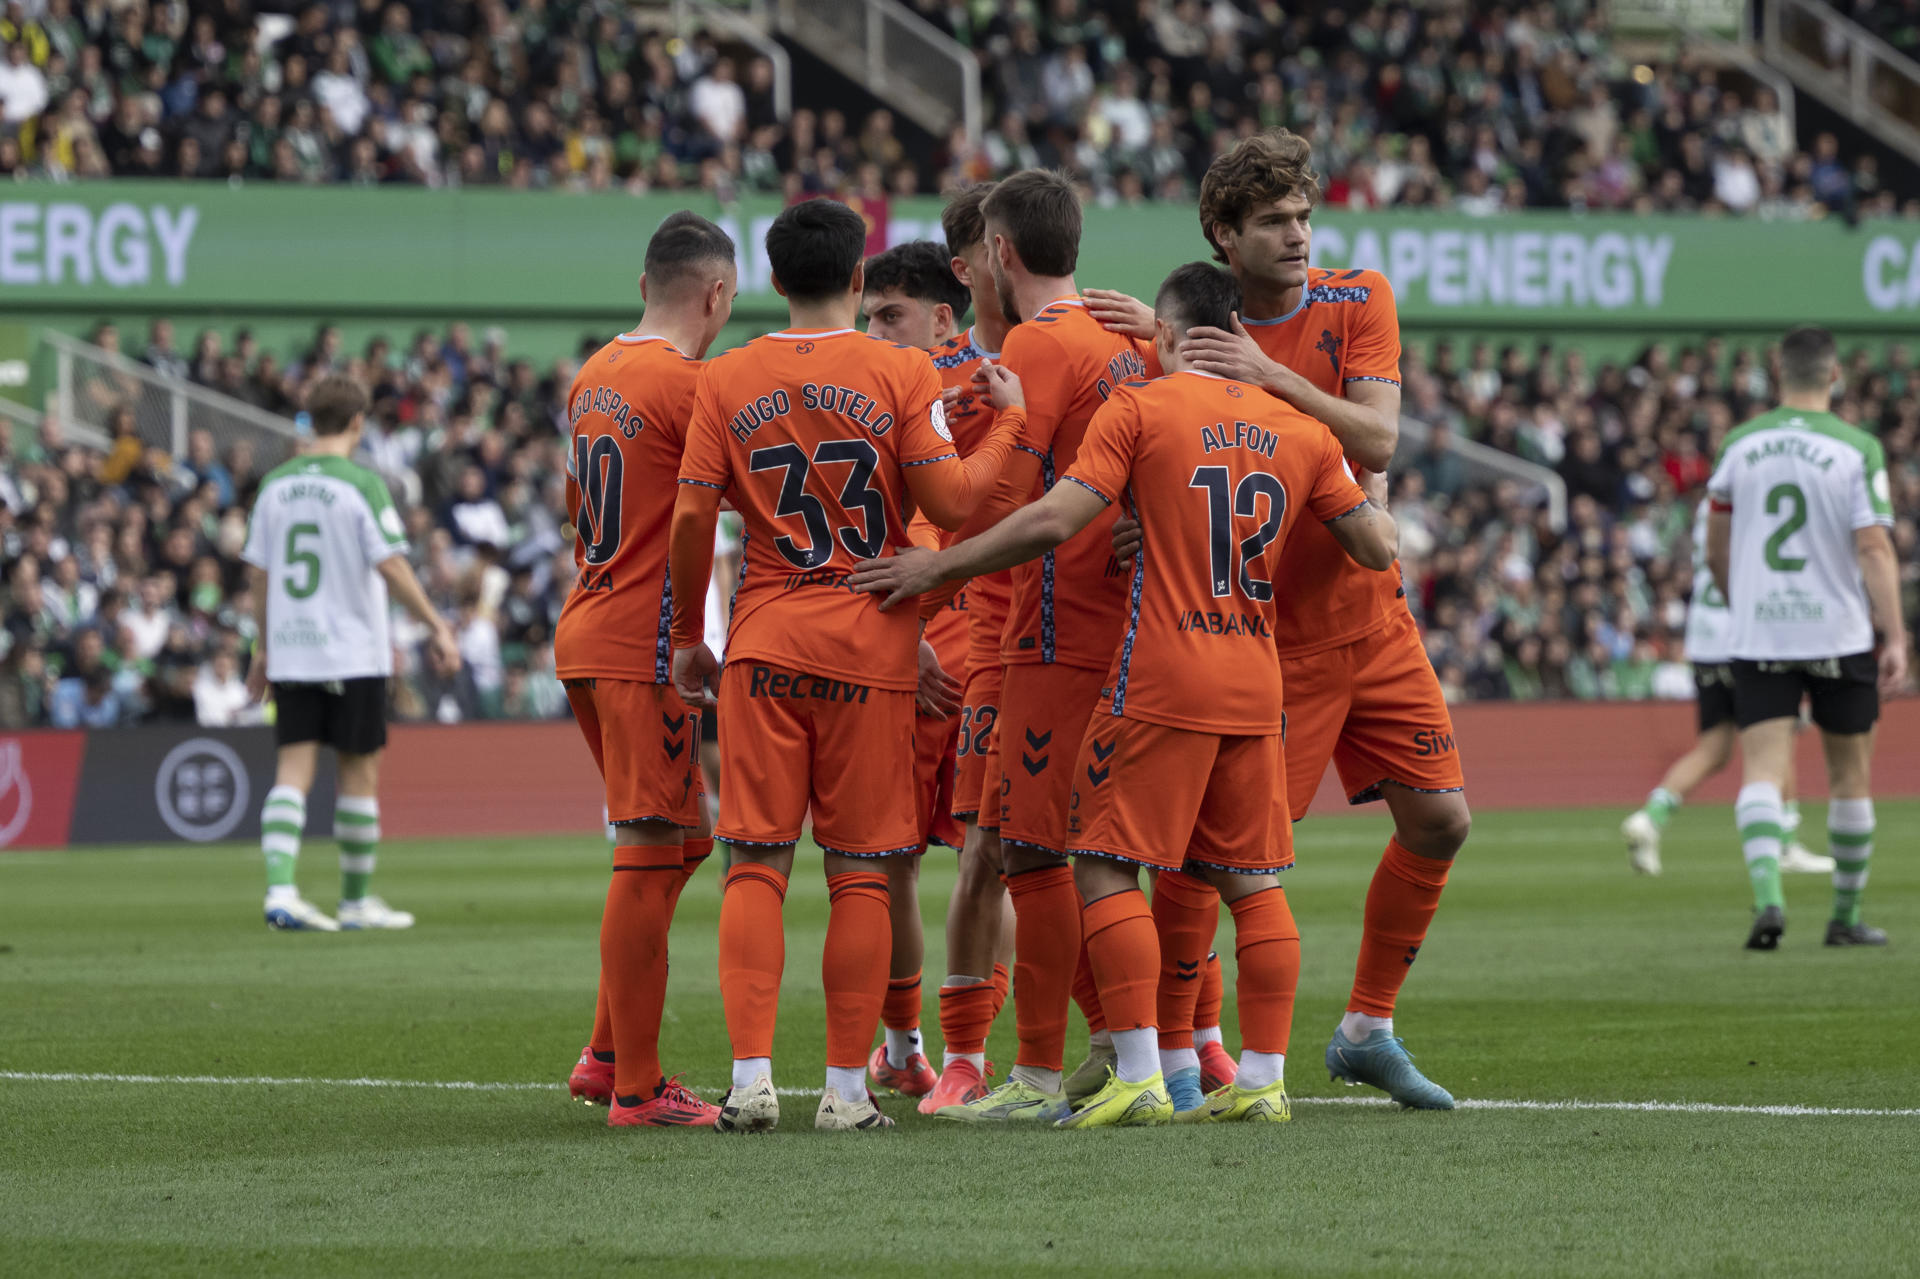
[3,803,1917,1277]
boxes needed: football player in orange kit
[1088,129,1468,1109]
[858,238,975,1100]
[554,211,737,1128]
[667,198,1024,1133]
[883,169,1156,1124]
[854,262,1401,1126]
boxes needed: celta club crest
[1316,329,1343,378]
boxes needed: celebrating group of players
[554,130,1473,1132]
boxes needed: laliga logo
[155,737,251,842]
[0,739,31,849]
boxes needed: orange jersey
[679,327,953,693]
[1064,370,1366,735]
[932,326,1015,678]
[1244,266,1404,657]
[997,299,1152,670]
[554,334,703,681]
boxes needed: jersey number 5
[1190,466,1286,601]
[749,440,885,569]
[284,523,322,599]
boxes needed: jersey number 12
[1190,466,1286,601]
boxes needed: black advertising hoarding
[63,726,335,847]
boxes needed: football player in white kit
[1705,328,1906,950]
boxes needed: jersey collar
[1240,290,1310,327]
[1030,296,1084,320]
[965,325,1001,358]
[615,332,683,353]
[768,328,857,340]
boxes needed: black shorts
[273,677,390,755]
[1731,654,1878,735]
[1693,662,1736,733]
[700,705,718,744]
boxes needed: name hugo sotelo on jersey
[727,383,897,441]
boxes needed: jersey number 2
[1190,466,1286,600]
[749,440,885,569]
[1763,482,1807,572]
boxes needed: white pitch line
[1,1071,1916,1117]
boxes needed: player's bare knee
[1397,796,1471,860]
[1001,841,1065,878]
[1198,867,1277,903]
[1072,854,1138,901]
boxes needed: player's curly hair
[863,240,971,322]
[1198,130,1320,266]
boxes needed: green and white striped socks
[262,786,306,899]
[1734,782,1786,913]
[337,797,380,904]
[1642,787,1681,829]
[1827,798,1874,926]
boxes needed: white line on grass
[2,1071,1916,1117]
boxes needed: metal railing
[1763,0,1920,167]
[46,331,302,472]
[0,393,112,453]
[771,0,981,144]
[1396,416,1569,533]
[671,0,793,123]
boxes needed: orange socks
[1070,940,1107,1034]
[1151,869,1219,1050]
[1229,887,1301,1055]
[590,833,712,1061]
[937,979,997,1058]
[822,871,891,1069]
[602,843,685,1096]
[883,971,922,1032]
[989,961,1011,1022]
[1006,864,1081,1071]
[1081,890,1160,1033]
[1195,951,1224,1032]
[718,863,788,1061]
[1350,838,1452,1018]
[672,834,714,912]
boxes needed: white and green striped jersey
[1705,406,1893,661]
[241,453,408,682]
[1684,497,1731,664]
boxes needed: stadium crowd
[3,311,1916,730]
[1,0,1916,219]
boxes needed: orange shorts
[565,677,703,828]
[716,660,919,855]
[952,662,1002,823]
[913,705,964,851]
[1066,713,1290,874]
[1280,610,1466,821]
[998,663,1108,855]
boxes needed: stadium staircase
[1760,0,1920,169]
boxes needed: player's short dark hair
[940,182,994,254]
[1199,130,1319,265]
[1779,326,1838,392]
[644,210,736,293]
[765,198,867,301]
[863,240,971,321]
[308,375,369,436]
[1154,263,1242,340]
[981,170,1080,278]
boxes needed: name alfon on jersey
[728,383,898,441]
[1199,420,1281,459]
